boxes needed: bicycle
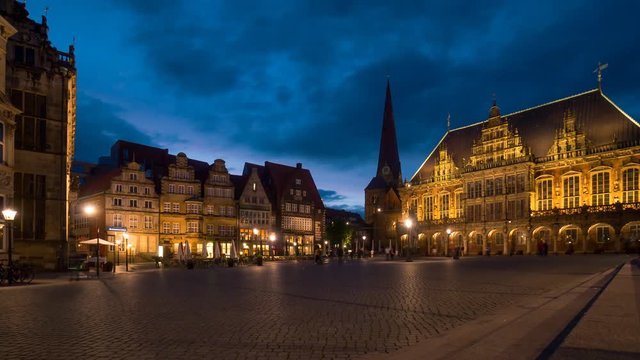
[0,261,35,285]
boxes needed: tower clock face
[382,165,390,175]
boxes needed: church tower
[365,80,403,251]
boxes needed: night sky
[25,0,640,214]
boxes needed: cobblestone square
[0,255,627,359]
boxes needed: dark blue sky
[27,0,640,214]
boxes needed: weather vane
[594,62,608,91]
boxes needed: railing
[531,202,639,217]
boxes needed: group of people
[537,240,549,256]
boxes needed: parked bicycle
[0,261,35,285]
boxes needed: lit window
[563,175,580,208]
[536,178,553,210]
[591,172,610,206]
[622,168,639,203]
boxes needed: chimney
[296,163,302,169]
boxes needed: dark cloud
[75,94,156,162]
[319,189,347,203]
[69,0,640,207]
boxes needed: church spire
[376,79,402,185]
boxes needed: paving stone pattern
[0,255,626,360]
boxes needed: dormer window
[295,179,301,185]
[129,173,137,181]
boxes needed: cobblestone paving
[0,255,627,360]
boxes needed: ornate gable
[546,109,587,158]
[468,99,531,168]
[433,143,458,182]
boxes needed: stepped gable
[411,89,640,182]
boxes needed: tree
[326,220,353,251]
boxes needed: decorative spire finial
[447,113,451,131]
[594,62,608,91]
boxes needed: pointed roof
[411,89,640,182]
[376,80,402,182]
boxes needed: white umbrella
[185,241,192,260]
[80,238,115,246]
[214,241,221,258]
[177,242,184,262]
[230,241,238,259]
[202,242,208,258]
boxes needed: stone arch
[587,223,615,253]
[557,224,582,254]
[508,227,528,255]
[467,231,484,255]
[429,231,447,256]
[621,221,640,253]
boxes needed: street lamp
[323,240,328,256]
[84,205,100,278]
[269,233,276,260]
[254,228,263,266]
[2,208,17,285]
[123,232,129,272]
[115,239,121,266]
[404,218,413,262]
[293,241,298,259]
[362,235,366,258]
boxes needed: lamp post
[2,208,17,285]
[269,233,276,260]
[323,240,328,256]
[123,232,129,272]
[404,218,413,262]
[115,239,121,266]
[293,241,298,259]
[362,235,366,258]
[254,228,263,266]
[84,205,99,278]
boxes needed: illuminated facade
[1,2,76,270]
[73,161,159,259]
[202,159,236,256]
[402,89,640,256]
[234,163,274,256]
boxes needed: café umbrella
[177,242,185,262]
[184,241,192,260]
[80,238,115,246]
[214,241,221,258]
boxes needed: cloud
[75,94,157,162]
[319,189,347,203]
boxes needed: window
[495,178,503,195]
[129,216,138,229]
[113,198,122,206]
[172,203,180,213]
[439,193,449,219]
[622,168,639,203]
[227,206,235,216]
[516,174,526,193]
[163,222,171,234]
[206,205,214,215]
[485,179,494,197]
[115,184,123,193]
[423,196,433,221]
[466,181,482,199]
[11,91,47,152]
[219,206,226,216]
[129,173,137,181]
[207,224,215,235]
[455,192,463,218]
[475,234,483,246]
[144,200,153,209]
[563,175,580,208]
[144,187,151,195]
[537,178,553,210]
[169,184,175,193]
[163,203,171,212]
[14,45,36,66]
[596,226,610,243]
[494,233,504,245]
[129,199,137,208]
[186,203,200,214]
[187,186,194,195]
[144,216,153,229]
[113,214,123,227]
[129,185,137,194]
[506,175,516,194]
[172,223,180,234]
[591,172,610,206]
[187,221,199,233]
[295,179,301,185]
[285,203,291,212]
[178,185,185,194]
[252,182,257,191]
